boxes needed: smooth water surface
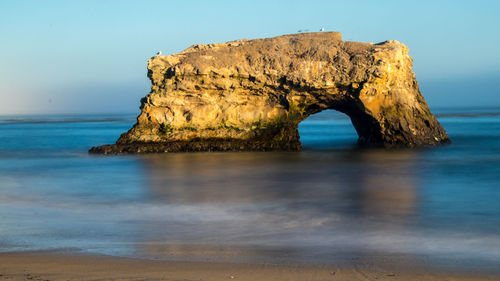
[1,109,500,273]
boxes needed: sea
[1,107,500,274]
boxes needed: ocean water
[1,108,500,273]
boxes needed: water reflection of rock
[139,151,418,214]
[134,150,420,265]
[140,152,307,203]
[348,151,419,218]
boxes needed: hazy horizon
[1,0,499,115]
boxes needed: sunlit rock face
[90,32,449,153]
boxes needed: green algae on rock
[90,32,449,154]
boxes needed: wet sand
[0,251,498,281]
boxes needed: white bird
[156,51,162,56]
[320,27,325,32]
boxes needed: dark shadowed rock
[90,32,449,154]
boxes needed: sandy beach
[0,251,498,281]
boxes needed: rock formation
[90,32,449,154]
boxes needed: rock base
[89,139,303,154]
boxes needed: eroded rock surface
[90,32,449,154]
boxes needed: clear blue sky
[1,0,499,114]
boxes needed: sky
[0,0,499,115]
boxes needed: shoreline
[0,251,498,281]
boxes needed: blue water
[1,109,500,273]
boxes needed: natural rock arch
[90,32,449,154]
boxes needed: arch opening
[298,109,358,150]
[288,89,385,149]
